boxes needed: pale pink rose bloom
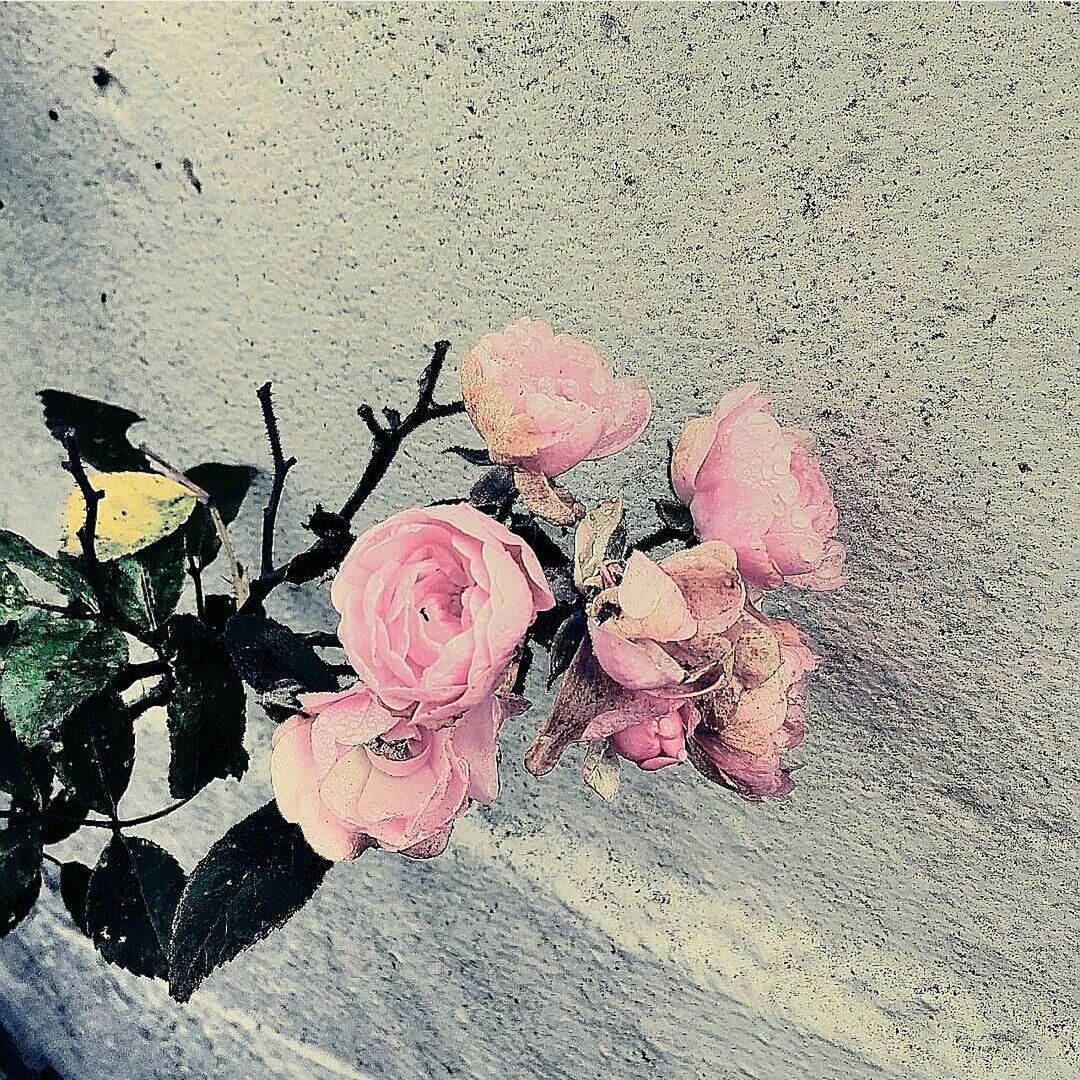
[690,615,818,797]
[331,504,554,724]
[460,319,651,478]
[671,383,846,591]
[588,543,745,695]
[271,686,508,860]
[583,695,700,771]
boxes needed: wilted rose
[331,503,554,724]
[671,383,845,591]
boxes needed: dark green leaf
[203,594,237,635]
[0,812,43,938]
[184,463,256,569]
[445,445,493,466]
[169,801,335,1002]
[102,528,187,634]
[59,860,92,934]
[38,389,150,472]
[0,564,28,626]
[547,608,588,689]
[224,611,339,698]
[162,614,248,799]
[49,689,134,815]
[0,529,93,602]
[508,512,572,569]
[0,707,52,806]
[0,613,128,746]
[469,465,515,509]
[86,834,186,979]
[41,788,91,844]
[655,497,695,534]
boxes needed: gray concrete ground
[0,4,1077,1078]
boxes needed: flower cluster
[272,319,846,858]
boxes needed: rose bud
[331,504,554,724]
[688,615,818,797]
[586,543,746,696]
[271,686,513,860]
[671,383,846,591]
[583,695,700,771]
[460,319,651,524]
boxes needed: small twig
[243,340,464,609]
[112,660,168,693]
[42,851,63,869]
[127,682,171,717]
[256,382,298,578]
[300,630,343,648]
[3,795,196,831]
[187,550,206,621]
[60,430,106,596]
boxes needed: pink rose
[331,503,554,723]
[461,320,651,524]
[588,543,746,695]
[671,383,846,591]
[271,686,510,860]
[689,615,818,797]
[583,695,699,771]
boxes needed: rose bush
[331,503,554,724]
[271,686,518,859]
[671,383,846,591]
[461,319,651,523]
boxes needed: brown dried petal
[731,621,782,689]
[514,469,586,527]
[525,640,626,775]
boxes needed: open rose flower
[461,319,651,524]
[332,503,554,724]
[272,686,516,860]
[689,615,818,796]
[671,383,845,591]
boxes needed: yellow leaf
[64,472,197,561]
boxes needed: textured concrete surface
[1,3,1077,1078]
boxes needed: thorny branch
[243,340,465,610]
[256,382,298,579]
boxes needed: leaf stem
[631,525,687,553]
[2,794,195,831]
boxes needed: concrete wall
[0,4,1076,1078]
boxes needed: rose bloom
[671,383,845,591]
[460,319,651,479]
[585,544,817,793]
[332,503,554,724]
[272,686,515,860]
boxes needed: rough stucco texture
[1,4,1077,1079]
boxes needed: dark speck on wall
[1017,462,1032,473]
[100,292,107,304]
[154,161,162,170]
[48,108,58,121]
[181,157,202,194]
[92,65,112,89]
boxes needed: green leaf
[60,860,92,934]
[86,834,186,979]
[49,689,135,816]
[162,614,248,799]
[102,528,187,635]
[0,812,43,938]
[0,613,128,746]
[169,801,335,1002]
[183,463,256,569]
[224,611,339,698]
[0,564,28,626]
[38,389,150,472]
[0,707,52,806]
[0,529,93,602]
[41,788,91,844]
